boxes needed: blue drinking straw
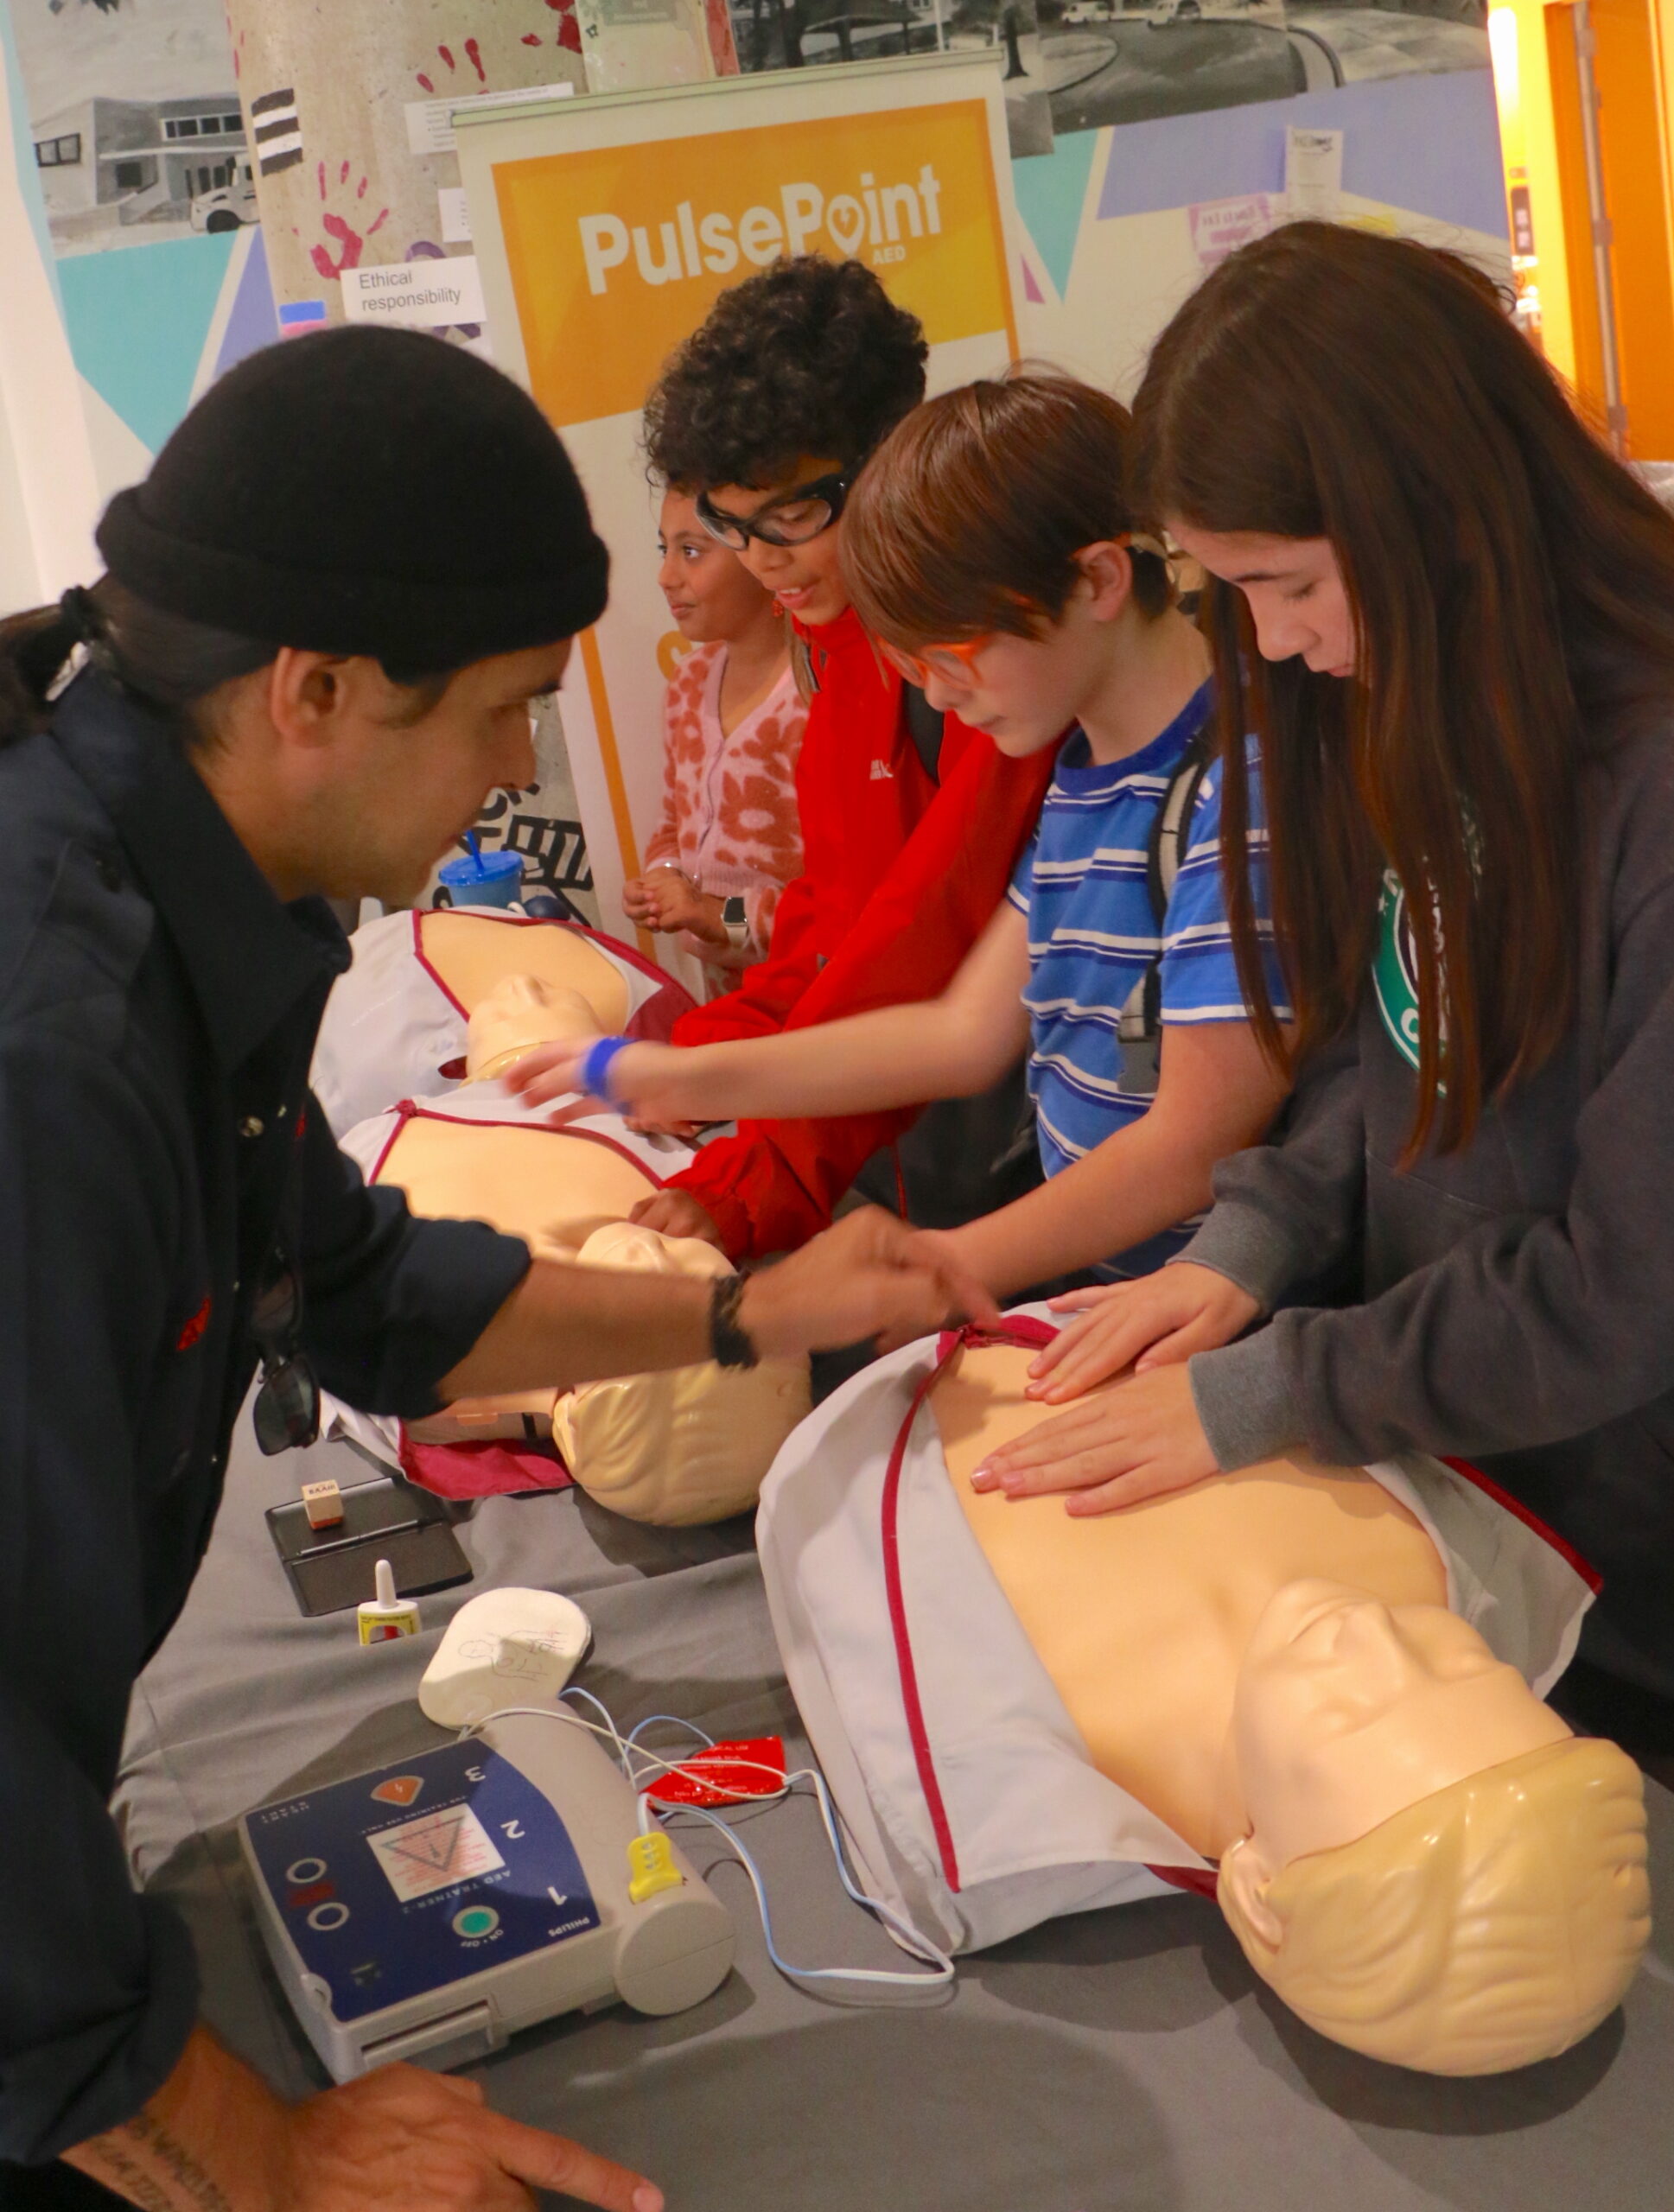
[464,830,484,879]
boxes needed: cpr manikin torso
[341,974,811,1524]
[933,1346,1545,1863]
[757,1325,1650,2075]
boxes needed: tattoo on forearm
[80,2110,234,2212]
[76,2138,175,2212]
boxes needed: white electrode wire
[649,1794,952,1989]
[460,1701,955,1993]
[625,1713,716,1756]
[557,1685,632,1764]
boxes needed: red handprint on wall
[307,159,390,283]
[414,3,579,92]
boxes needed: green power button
[452,1905,500,1939]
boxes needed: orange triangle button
[371,1775,423,1808]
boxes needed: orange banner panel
[494,99,1010,429]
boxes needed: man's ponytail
[0,599,89,746]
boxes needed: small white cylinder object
[357,1558,421,1645]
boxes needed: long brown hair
[843,368,1171,651]
[1132,220,1674,1155]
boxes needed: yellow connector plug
[627,1830,685,1904]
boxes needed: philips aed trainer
[239,1711,735,2081]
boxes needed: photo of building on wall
[728,0,1056,158]
[1035,0,1486,135]
[11,0,255,254]
[29,93,252,248]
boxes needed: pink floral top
[642,639,807,990]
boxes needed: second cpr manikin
[757,1322,1650,2075]
[321,915,809,1525]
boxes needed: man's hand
[630,1186,729,1248]
[1024,1263,1260,1402]
[66,2028,662,2212]
[738,1205,1001,1360]
[277,2066,661,2212]
[971,1363,1221,1516]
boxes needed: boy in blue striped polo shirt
[510,373,1291,1300]
[1009,679,1282,1277]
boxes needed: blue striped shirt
[1005,681,1285,1276]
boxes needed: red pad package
[398,1431,574,1501]
[646,1737,788,1808]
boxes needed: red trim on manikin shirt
[409,907,684,1018]
[1439,1456,1603,1593]
[365,1100,416,1186]
[1149,1864,1219,1902]
[365,1099,667,1192]
[883,1318,1065,1896]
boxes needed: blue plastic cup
[436,849,524,909]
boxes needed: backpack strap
[1147,730,1211,924]
[901,683,945,784]
[1117,733,1213,1096]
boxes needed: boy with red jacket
[633,257,1056,1258]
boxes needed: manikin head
[840,372,1179,758]
[553,1222,811,1526]
[1218,1581,1650,2072]
[466,973,606,1086]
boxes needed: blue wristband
[579,1034,633,1107]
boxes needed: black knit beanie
[96,327,608,677]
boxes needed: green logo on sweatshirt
[1373,869,1423,1072]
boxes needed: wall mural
[1037,0,1486,137]
[14,0,258,255]
[728,0,1056,160]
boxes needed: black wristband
[709,1271,760,1370]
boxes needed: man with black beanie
[0,327,992,2212]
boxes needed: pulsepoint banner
[457,54,1022,967]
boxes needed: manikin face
[1231,1580,1571,1875]
[657,490,776,643]
[1168,525,1357,680]
[290,639,571,908]
[703,456,850,629]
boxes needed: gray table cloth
[117,1416,1674,2211]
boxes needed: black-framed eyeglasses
[696,472,853,551]
[251,1258,321,1456]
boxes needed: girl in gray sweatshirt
[973,221,1674,1738]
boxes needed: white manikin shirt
[755,1313,1599,1961]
